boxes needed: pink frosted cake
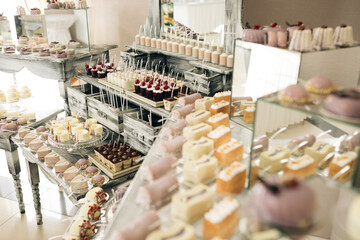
[278,84,309,104]
[305,76,337,95]
[251,176,315,228]
[263,23,287,48]
[324,89,360,118]
[242,23,266,44]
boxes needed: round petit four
[85,187,107,204]
[347,196,360,240]
[251,176,315,228]
[278,84,309,104]
[69,218,97,239]
[79,202,102,222]
[324,90,360,118]
[75,158,90,170]
[1,123,18,131]
[84,166,100,177]
[90,175,105,186]
[36,126,47,133]
[305,76,337,95]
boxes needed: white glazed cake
[182,137,214,161]
[183,123,212,141]
[183,155,218,185]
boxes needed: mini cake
[283,155,316,179]
[328,152,357,182]
[20,112,36,121]
[278,84,309,105]
[85,187,107,204]
[195,97,214,111]
[340,131,360,153]
[147,221,196,240]
[63,166,80,182]
[216,162,247,194]
[17,118,27,126]
[44,151,60,166]
[251,176,315,228]
[39,49,50,56]
[288,27,312,52]
[71,175,89,193]
[75,129,90,142]
[207,125,231,149]
[286,21,305,41]
[183,155,218,185]
[243,107,255,124]
[4,46,15,54]
[287,134,316,156]
[214,91,231,103]
[182,137,214,161]
[304,141,335,163]
[311,26,335,50]
[89,124,103,136]
[185,110,211,126]
[206,112,229,130]
[1,123,18,132]
[7,86,20,102]
[54,130,70,142]
[209,101,230,116]
[203,197,239,239]
[242,24,266,44]
[30,8,41,14]
[79,202,102,222]
[71,123,83,135]
[259,146,291,173]
[347,196,360,240]
[85,166,100,177]
[324,89,360,118]
[91,175,106,186]
[24,133,37,145]
[305,76,337,95]
[215,140,243,166]
[65,48,75,55]
[55,50,67,58]
[18,128,30,139]
[163,98,177,111]
[334,24,354,46]
[239,100,255,111]
[75,158,90,170]
[19,47,32,55]
[68,40,81,48]
[36,126,47,134]
[183,123,212,141]
[171,184,213,223]
[54,159,70,173]
[69,218,97,239]
[29,139,43,152]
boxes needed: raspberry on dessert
[270,22,277,28]
[254,25,261,29]
[85,64,89,68]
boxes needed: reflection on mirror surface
[0,15,12,42]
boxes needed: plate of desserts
[47,117,109,150]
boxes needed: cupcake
[140,81,147,96]
[85,64,91,75]
[305,76,337,95]
[278,84,309,104]
[75,158,90,170]
[146,84,153,99]
[134,79,141,94]
[97,68,106,78]
[85,166,100,177]
[153,85,163,102]
[162,85,171,98]
[91,66,97,78]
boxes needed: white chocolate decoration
[145,37,151,47]
[199,48,205,60]
[172,42,179,53]
[204,50,212,62]
[192,46,199,58]
[179,43,186,54]
[140,36,145,45]
[156,39,162,49]
[135,35,140,45]
[162,40,167,50]
[212,51,220,64]
[151,38,156,48]
[220,53,227,66]
[167,41,173,52]
[186,45,192,56]
[227,55,234,67]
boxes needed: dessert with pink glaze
[324,89,360,118]
[242,23,266,44]
[19,47,32,55]
[278,84,309,104]
[264,22,287,48]
[305,76,337,95]
[39,49,50,56]
[251,176,315,228]
[55,50,67,58]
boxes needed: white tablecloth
[45,14,76,44]
[174,0,225,34]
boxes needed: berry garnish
[321,25,327,29]
[163,81,168,85]
[155,86,160,91]
[270,22,277,28]
[341,24,347,28]
[92,66,96,69]
[149,80,154,85]
[107,66,112,69]
[97,61,102,65]
[254,25,261,30]
[85,64,89,68]
[296,21,303,26]
[141,82,146,86]
[97,67,102,71]
[147,84,152,88]
[135,79,140,84]
[163,85,169,90]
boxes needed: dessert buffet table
[0,45,117,113]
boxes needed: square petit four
[185,110,211,126]
[259,146,290,173]
[71,123,84,135]
[183,155,218,185]
[171,184,213,223]
[304,141,335,163]
[283,155,316,179]
[195,97,214,111]
[89,124,103,136]
[183,123,212,141]
[75,130,90,142]
[203,197,239,239]
[206,112,229,130]
[85,118,97,129]
[215,140,243,166]
[214,91,231,103]
[207,125,231,149]
[329,152,357,182]
[216,162,246,194]
[182,137,214,161]
[54,130,70,142]
[209,100,230,116]
[147,221,196,240]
